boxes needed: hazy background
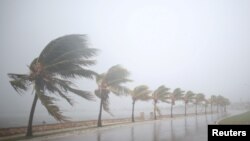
[0,0,250,127]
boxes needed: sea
[0,106,204,128]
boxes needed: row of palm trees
[130,85,230,121]
[7,34,230,137]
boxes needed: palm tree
[222,97,230,112]
[8,35,97,136]
[169,88,184,118]
[183,91,195,116]
[194,93,205,115]
[215,95,224,113]
[130,85,151,122]
[151,85,170,120]
[209,95,216,114]
[95,65,132,127]
[204,98,209,115]
[216,95,230,113]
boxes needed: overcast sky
[0,0,250,125]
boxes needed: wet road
[45,113,226,141]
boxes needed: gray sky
[0,0,250,124]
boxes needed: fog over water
[0,0,250,127]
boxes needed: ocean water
[0,106,207,128]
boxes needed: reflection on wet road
[49,113,226,141]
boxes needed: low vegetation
[219,111,250,124]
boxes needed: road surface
[36,113,227,141]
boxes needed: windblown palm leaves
[169,88,184,118]
[8,34,97,136]
[95,65,132,127]
[151,85,170,120]
[183,91,195,116]
[194,93,205,115]
[216,95,230,112]
[130,85,151,122]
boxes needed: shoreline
[0,112,217,141]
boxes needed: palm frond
[45,59,96,71]
[50,48,97,64]
[8,73,30,94]
[133,85,148,93]
[107,78,132,86]
[94,89,113,116]
[153,85,170,102]
[8,73,30,80]
[94,88,110,98]
[38,34,98,65]
[132,85,151,101]
[44,80,74,105]
[57,92,74,106]
[35,85,68,121]
[134,91,151,101]
[67,87,95,101]
[29,58,39,72]
[186,91,195,98]
[55,66,97,79]
[102,95,114,116]
[194,93,205,104]
[184,91,195,103]
[95,73,105,86]
[105,65,130,84]
[109,85,131,96]
[52,78,95,101]
[172,88,185,100]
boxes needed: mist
[0,0,250,127]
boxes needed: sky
[0,0,250,126]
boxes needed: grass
[219,111,250,124]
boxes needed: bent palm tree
[215,95,221,113]
[151,85,170,120]
[8,34,97,137]
[95,65,132,127]
[130,85,151,122]
[209,95,216,114]
[183,91,195,116]
[194,93,205,115]
[169,88,184,118]
[216,95,230,113]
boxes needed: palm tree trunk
[154,101,157,120]
[195,104,197,115]
[211,103,213,114]
[97,98,103,127]
[185,102,187,116]
[217,104,219,113]
[171,104,173,118]
[26,94,38,137]
[132,101,135,122]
